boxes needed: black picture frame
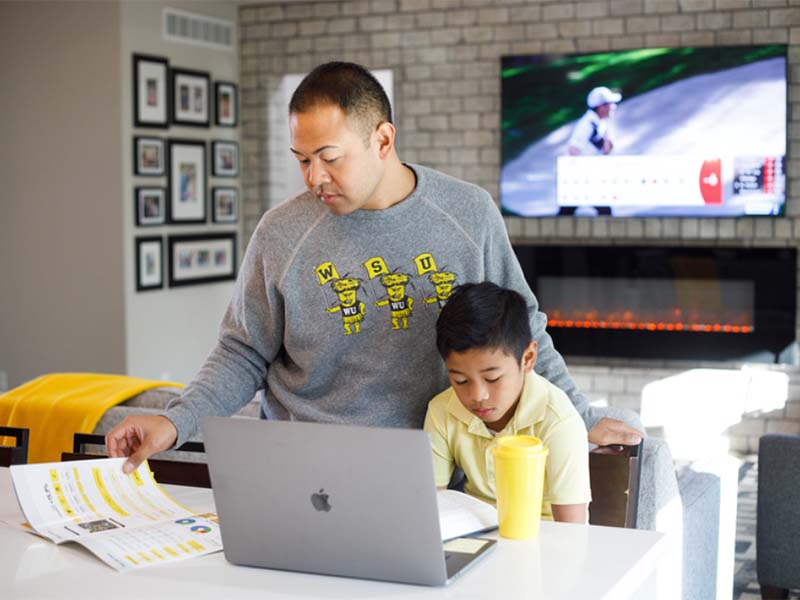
[214,81,238,127]
[135,236,164,291]
[168,232,237,287]
[133,136,165,176]
[211,140,239,177]
[135,186,166,226]
[132,54,169,129]
[167,139,207,224]
[171,67,211,127]
[211,187,239,223]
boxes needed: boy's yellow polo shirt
[423,370,591,519]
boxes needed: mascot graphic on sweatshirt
[422,270,456,310]
[326,277,366,335]
[316,253,457,336]
[315,262,367,336]
[374,272,414,330]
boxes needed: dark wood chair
[588,441,642,528]
[0,426,30,466]
[61,433,211,488]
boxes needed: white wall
[121,1,241,383]
[0,1,125,388]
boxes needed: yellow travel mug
[491,435,548,540]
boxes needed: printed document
[436,489,498,541]
[9,457,222,572]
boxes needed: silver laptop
[201,417,496,586]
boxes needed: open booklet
[436,489,498,541]
[9,457,222,572]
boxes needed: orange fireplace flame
[547,308,753,334]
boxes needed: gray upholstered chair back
[757,433,800,596]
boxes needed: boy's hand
[588,417,644,447]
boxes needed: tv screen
[500,45,787,218]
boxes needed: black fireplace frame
[513,245,797,363]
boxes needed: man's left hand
[588,417,644,446]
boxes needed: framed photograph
[212,140,239,177]
[168,233,237,287]
[168,139,207,224]
[135,187,166,226]
[132,54,169,128]
[214,81,238,127]
[212,187,239,223]
[171,68,210,127]
[133,136,165,176]
[135,236,163,291]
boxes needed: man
[108,63,642,474]
[567,85,622,156]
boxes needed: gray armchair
[757,433,800,598]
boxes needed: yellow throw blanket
[0,373,184,464]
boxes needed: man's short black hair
[436,282,532,363]
[289,61,392,142]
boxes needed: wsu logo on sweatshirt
[314,253,458,336]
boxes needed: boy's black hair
[436,282,532,363]
[289,62,392,143]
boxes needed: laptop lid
[201,417,493,586]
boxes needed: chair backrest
[756,433,800,591]
[588,441,642,528]
[61,433,211,488]
[0,426,30,466]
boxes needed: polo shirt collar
[512,371,548,430]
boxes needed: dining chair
[61,433,211,488]
[0,426,30,466]
[588,441,643,528]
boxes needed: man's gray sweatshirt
[165,164,594,447]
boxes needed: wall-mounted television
[500,45,787,218]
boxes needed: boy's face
[445,342,538,432]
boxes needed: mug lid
[492,435,547,456]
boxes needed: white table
[0,468,673,599]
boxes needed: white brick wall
[239,0,800,452]
[572,361,800,452]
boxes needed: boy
[423,282,591,523]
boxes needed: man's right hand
[588,417,644,447]
[105,415,178,475]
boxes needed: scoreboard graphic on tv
[555,155,784,215]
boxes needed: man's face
[290,104,385,215]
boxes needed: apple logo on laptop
[311,488,331,512]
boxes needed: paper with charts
[9,457,222,572]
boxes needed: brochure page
[10,457,222,571]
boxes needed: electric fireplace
[513,245,797,363]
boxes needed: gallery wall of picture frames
[132,53,239,291]
[135,233,238,291]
